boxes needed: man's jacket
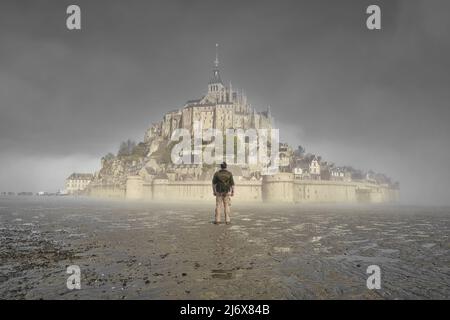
[212,169,235,194]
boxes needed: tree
[131,142,148,158]
[118,142,128,157]
[102,153,115,162]
[117,139,137,157]
[295,145,305,157]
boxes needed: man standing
[212,162,235,224]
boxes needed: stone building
[145,44,273,143]
[65,173,93,195]
[293,155,322,180]
[331,167,346,181]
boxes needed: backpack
[214,170,233,193]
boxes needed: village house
[309,155,321,180]
[331,167,346,181]
[65,173,93,195]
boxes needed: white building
[65,173,93,195]
[309,156,321,178]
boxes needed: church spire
[214,43,219,68]
[209,43,223,85]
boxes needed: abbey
[144,44,273,143]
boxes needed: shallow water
[0,197,449,299]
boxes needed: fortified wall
[88,173,399,203]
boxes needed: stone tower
[207,44,225,101]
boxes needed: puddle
[211,269,233,280]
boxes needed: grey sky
[1,0,449,204]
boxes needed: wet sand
[0,197,449,299]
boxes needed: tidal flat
[0,197,449,299]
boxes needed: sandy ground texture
[0,197,449,299]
